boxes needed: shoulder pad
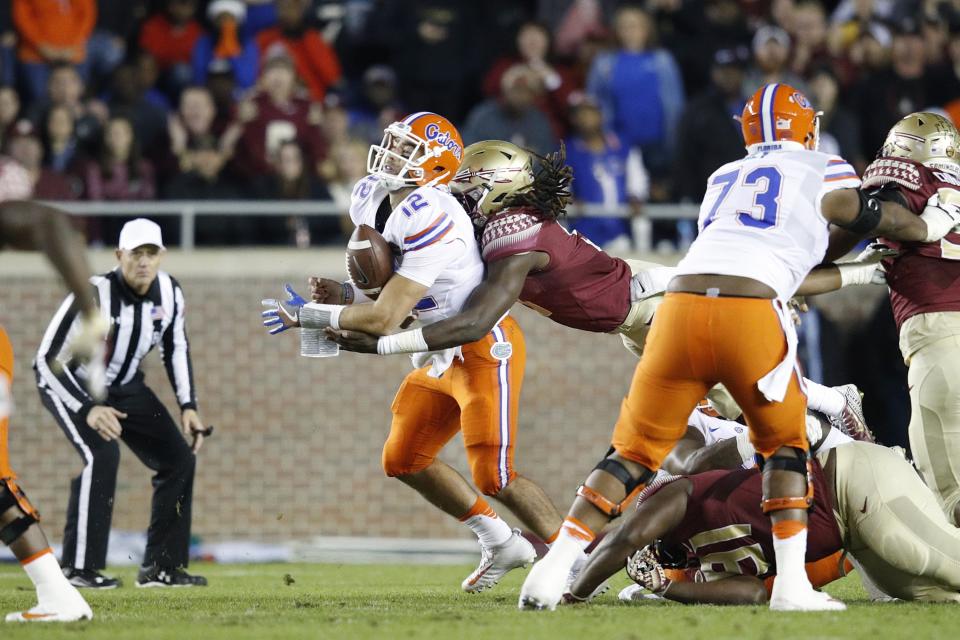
[480,210,543,257]
[861,158,923,191]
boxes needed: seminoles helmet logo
[367,112,464,191]
[740,83,819,151]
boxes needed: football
[346,224,395,299]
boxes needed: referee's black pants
[38,377,195,571]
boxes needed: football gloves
[625,546,672,595]
[261,284,306,335]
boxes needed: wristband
[342,282,354,305]
[299,303,343,330]
[377,328,429,355]
[837,263,870,288]
[836,191,882,234]
[735,430,756,466]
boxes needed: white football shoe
[5,583,93,623]
[769,581,846,611]
[461,529,536,593]
[561,550,608,603]
[518,539,582,611]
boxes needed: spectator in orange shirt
[255,0,343,102]
[138,0,205,96]
[12,0,96,100]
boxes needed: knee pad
[576,457,655,518]
[0,482,38,546]
[759,448,814,513]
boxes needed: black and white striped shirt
[35,269,197,419]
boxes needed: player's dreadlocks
[502,143,573,221]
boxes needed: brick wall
[0,249,886,544]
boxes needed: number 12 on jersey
[703,166,783,230]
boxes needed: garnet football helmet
[450,140,535,219]
[879,112,960,172]
[367,112,464,191]
[740,83,819,151]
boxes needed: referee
[34,218,207,589]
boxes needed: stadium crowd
[1,0,959,248]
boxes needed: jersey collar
[745,141,806,155]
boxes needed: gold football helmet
[450,140,535,218]
[880,112,960,171]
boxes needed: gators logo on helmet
[367,112,464,191]
[740,83,818,151]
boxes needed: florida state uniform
[862,158,960,524]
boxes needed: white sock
[23,550,70,590]
[771,525,813,589]
[460,499,513,548]
[804,380,845,417]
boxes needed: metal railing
[46,200,701,250]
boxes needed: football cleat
[63,568,121,590]
[830,384,875,443]
[461,529,535,593]
[5,583,93,623]
[136,565,208,588]
[560,550,609,604]
[518,544,580,611]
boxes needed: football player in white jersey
[519,83,960,612]
[261,112,564,593]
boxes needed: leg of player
[491,475,562,544]
[1,483,92,623]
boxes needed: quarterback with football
[261,113,563,593]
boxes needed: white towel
[757,298,799,402]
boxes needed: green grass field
[1,562,957,639]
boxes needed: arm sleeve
[35,291,96,418]
[160,280,198,410]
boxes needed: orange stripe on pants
[382,316,526,495]
[0,326,14,479]
[612,293,808,470]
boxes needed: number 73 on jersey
[703,166,784,230]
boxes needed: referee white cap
[118,218,165,250]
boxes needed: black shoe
[136,565,208,588]
[62,567,122,589]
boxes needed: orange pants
[383,316,525,496]
[0,325,38,519]
[612,293,808,469]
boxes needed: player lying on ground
[569,439,960,605]
[519,83,960,613]
[0,180,108,622]
[261,113,563,593]
[326,140,874,434]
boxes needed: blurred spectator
[368,1,483,123]
[84,0,140,94]
[83,116,155,201]
[163,134,241,200]
[226,53,328,182]
[12,0,96,100]
[742,25,808,96]
[0,86,20,149]
[674,46,749,203]
[29,63,104,156]
[586,4,684,179]
[829,0,896,27]
[539,0,616,59]
[462,64,557,155]
[788,0,831,77]
[42,104,82,173]
[192,0,259,92]
[321,137,370,217]
[108,63,168,153]
[564,94,649,252]
[855,17,931,158]
[136,52,173,113]
[346,65,405,143]
[669,0,752,94]
[5,119,80,199]
[255,140,337,247]
[205,59,240,128]
[1,4,13,87]
[256,0,343,102]
[808,66,864,170]
[482,21,576,137]
[837,20,891,87]
[139,0,205,96]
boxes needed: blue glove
[261,284,307,335]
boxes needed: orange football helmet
[367,111,464,190]
[740,83,819,150]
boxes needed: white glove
[625,546,672,595]
[69,313,109,401]
[805,413,824,449]
[920,189,960,243]
[837,243,897,287]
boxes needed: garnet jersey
[676,143,861,299]
[349,175,484,375]
[643,463,842,581]
[480,206,633,332]
[861,157,960,330]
